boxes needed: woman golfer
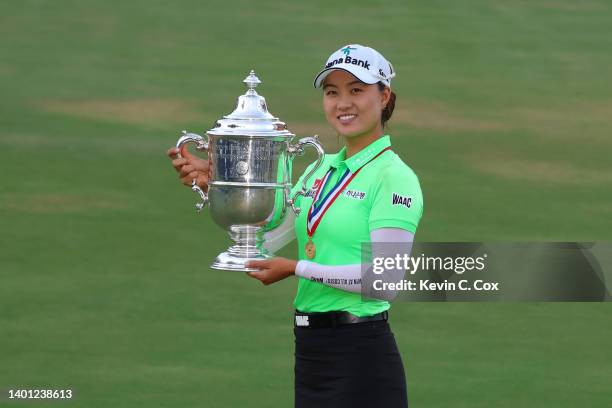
[168,44,423,408]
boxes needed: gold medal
[305,238,316,259]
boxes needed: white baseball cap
[313,44,396,88]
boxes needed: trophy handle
[175,130,209,214]
[286,135,324,215]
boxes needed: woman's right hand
[166,146,210,190]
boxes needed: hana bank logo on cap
[313,44,396,88]
[341,46,356,55]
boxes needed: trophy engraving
[235,161,249,176]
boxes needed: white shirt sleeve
[295,228,414,300]
[261,211,296,253]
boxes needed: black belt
[294,310,388,329]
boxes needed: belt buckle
[295,314,310,327]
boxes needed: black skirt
[294,320,408,408]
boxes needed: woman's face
[322,70,390,139]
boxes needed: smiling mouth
[337,114,357,123]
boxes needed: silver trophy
[175,70,324,271]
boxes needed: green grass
[1,0,611,406]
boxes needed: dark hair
[377,82,396,128]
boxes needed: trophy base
[211,250,272,272]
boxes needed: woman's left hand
[245,257,297,285]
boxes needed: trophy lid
[207,70,295,138]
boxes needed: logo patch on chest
[305,178,323,198]
[344,189,366,200]
[392,193,412,208]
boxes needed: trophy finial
[243,70,261,91]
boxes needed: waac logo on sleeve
[392,193,412,208]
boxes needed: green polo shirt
[290,135,424,316]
